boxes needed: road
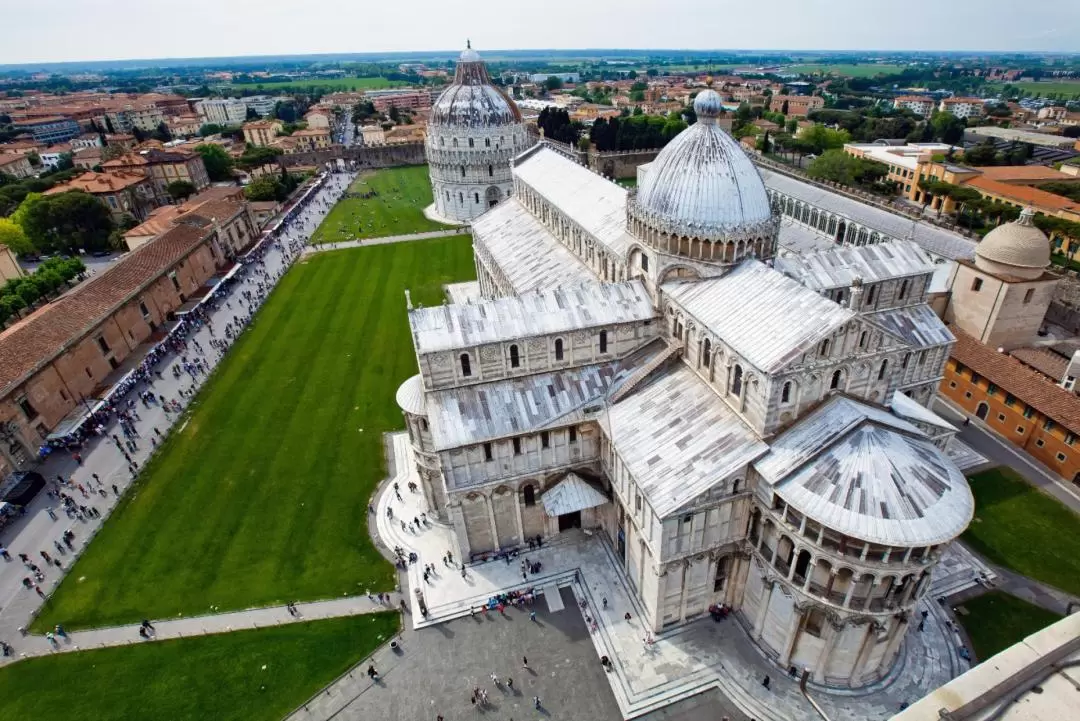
[934,398,1080,514]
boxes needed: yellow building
[291,128,331,152]
[242,120,283,148]
[0,245,24,282]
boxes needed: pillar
[778,605,805,668]
[514,488,525,546]
[448,503,472,561]
[813,618,844,683]
[753,580,774,640]
[848,623,879,686]
[486,494,499,551]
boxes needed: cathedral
[401,49,977,688]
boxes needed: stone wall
[277,142,426,170]
[588,148,662,179]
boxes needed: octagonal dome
[975,207,1050,280]
[634,89,772,241]
[431,43,522,128]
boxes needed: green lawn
[34,236,475,630]
[785,63,907,78]
[956,591,1062,661]
[227,76,417,92]
[987,80,1080,98]
[962,468,1080,597]
[615,177,637,188]
[0,614,398,721]
[310,165,454,244]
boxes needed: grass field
[615,178,637,188]
[0,614,398,721]
[956,591,1062,661]
[34,236,475,630]
[987,80,1080,98]
[227,76,416,92]
[310,165,453,244]
[786,64,906,78]
[962,468,1080,597]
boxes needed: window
[554,338,564,361]
[830,369,843,390]
[1024,288,1035,304]
[59,389,68,402]
[474,192,479,204]
[730,364,744,397]
[569,427,577,443]
[918,350,927,366]
[16,395,36,419]
[1044,419,1055,431]
[460,166,465,177]
[541,431,550,449]
[1036,439,1045,447]
[523,485,535,506]
[836,290,845,305]
[599,330,608,353]
[866,285,877,306]
[513,438,522,455]
[1005,393,1016,406]
[805,608,826,637]
[1057,452,1067,462]
[997,413,1006,422]
[485,138,491,147]
[878,359,888,380]
[902,353,911,369]
[139,301,150,318]
[635,493,642,512]
[169,271,180,292]
[96,336,111,355]
[971,277,983,292]
[468,138,474,148]
[488,165,493,177]
[859,331,868,349]
[1066,434,1075,446]
[483,442,493,461]
[898,279,909,300]
[641,254,649,271]
[819,338,830,357]
[1023,406,1034,419]
[460,353,472,377]
[458,192,463,203]
[781,381,792,403]
[509,344,520,368]
[702,339,712,368]
[1017,426,1025,434]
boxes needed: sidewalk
[0,172,359,660]
[302,228,468,256]
[375,433,965,721]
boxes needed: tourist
[522,656,528,670]
[533,696,542,709]
[762,674,771,690]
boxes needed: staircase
[609,340,684,404]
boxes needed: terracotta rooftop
[1009,346,1071,381]
[975,165,1077,183]
[950,327,1080,436]
[0,154,30,167]
[292,128,329,137]
[964,176,1080,214]
[0,223,213,397]
[45,171,148,195]
[125,187,245,240]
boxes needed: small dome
[634,92,772,242]
[395,374,427,416]
[431,43,521,128]
[694,89,723,119]
[975,207,1050,280]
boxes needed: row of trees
[536,108,582,145]
[0,256,86,327]
[243,169,303,202]
[805,149,893,193]
[588,113,688,152]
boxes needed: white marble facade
[398,90,975,688]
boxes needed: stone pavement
[376,433,968,720]
[0,171,360,661]
[301,228,468,256]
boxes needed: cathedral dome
[431,43,522,128]
[633,89,773,243]
[974,207,1050,280]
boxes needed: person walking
[533,695,542,710]
[762,674,771,690]
[522,656,529,670]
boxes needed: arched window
[878,359,888,380]
[460,353,472,377]
[474,192,479,204]
[445,190,449,201]
[836,290,845,306]
[458,192,463,204]
[866,285,877,306]
[830,369,842,390]
[599,330,608,353]
[554,338,564,361]
[452,138,458,147]
[420,418,428,431]
[702,339,712,368]
[819,338,830,357]
[460,166,466,177]
[731,364,743,397]
[509,344,520,368]
[523,485,536,507]
[859,331,868,349]
[902,352,911,369]
[782,381,792,403]
[488,164,493,177]
[468,138,474,148]
[485,137,491,147]
[440,137,445,146]
[899,279,909,300]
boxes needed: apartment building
[892,95,936,117]
[938,97,985,119]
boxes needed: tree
[54,152,74,172]
[800,124,851,154]
[245,106,260,121]
[8,192,43,230]
[0,217,34,255]
[243,175,285,202]
[930,111,966,145]
[781,100,789,115]
[806,149,890,192]
[195,144,234,181]
[132,127,147,143]
[1063,125,1080,139]
[962,139,999,166]
[167,180,197,202]
[21,191,115,254]
[153,121,172,143]
[544,76,563,92]
[198,123,223,137]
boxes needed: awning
[541,473,608,517]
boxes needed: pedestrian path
[301,228,467,256]
[375,433,966,721]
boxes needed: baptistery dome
[974,207,1051,280]
[430,43,522,128]
[630,90,776,265]
[426,43,529,222]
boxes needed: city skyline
[3,0,1079,65]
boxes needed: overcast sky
[3,0,1078,65]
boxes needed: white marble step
[544,583,565,612]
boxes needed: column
[486,494,499,551]
[813,619,844,683]
[449,503,472,561]
[514,488,525,546]
[753,581,774,640]
[778,607,805,668]
[842,575,857,608]
[848,623,879,686]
